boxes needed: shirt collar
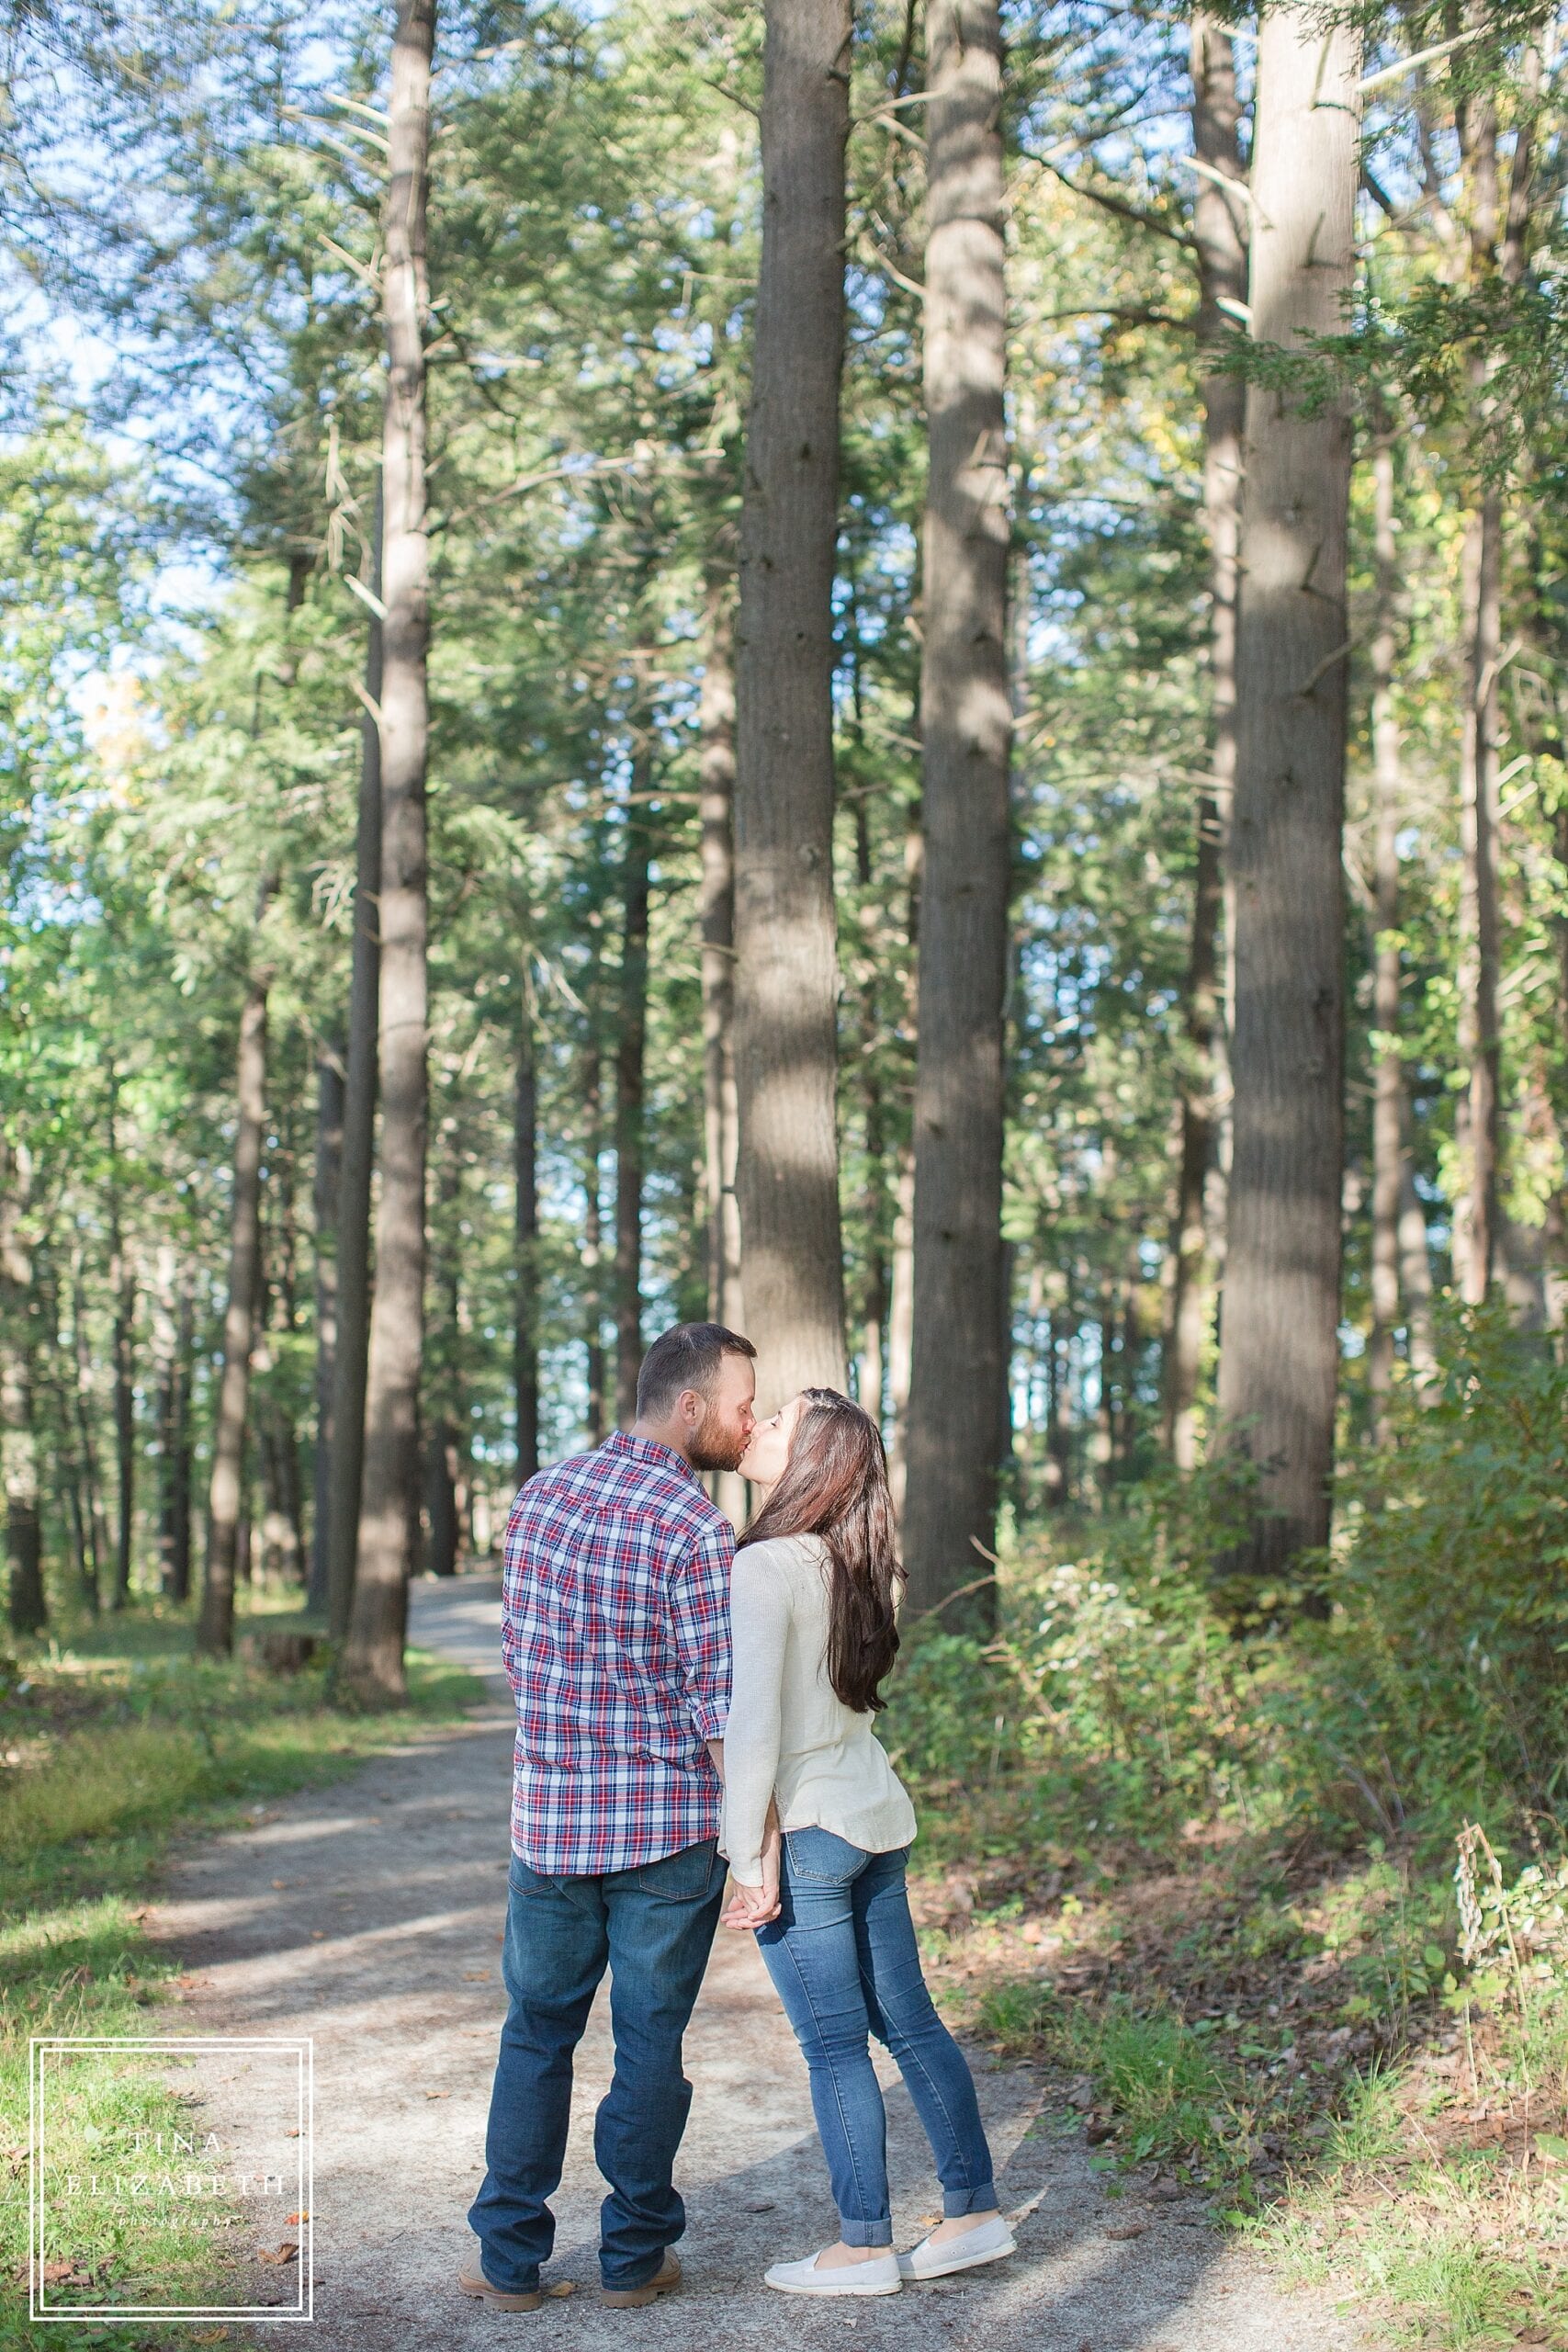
[604,1429,700,1487]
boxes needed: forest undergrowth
[0,1603,480,2352]
[886,1308,1568,2348]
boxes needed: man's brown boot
[601,2250,682,2309]
[457,2259,543,2312]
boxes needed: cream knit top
[721,1532,917,1886]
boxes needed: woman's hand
[721,1877,779,1930]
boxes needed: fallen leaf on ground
[309,1929,326,1940]
[547,2281,576,2299]
[425,2090,450,2100]
[1104,2223,1145,2240]
[192,2332,230,2343]
[286,2211,310,2224]
[271,1879,288,1890]
[917,2211,941,2227]
[255,2244,299,2266]
[462,1971,491,1981]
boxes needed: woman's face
[737,1391,806,1488]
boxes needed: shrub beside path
[149,1577,1377,2350]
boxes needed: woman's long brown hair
[739,1389,904,1713]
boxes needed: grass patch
[0,1599,482,2351]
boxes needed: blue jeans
[468,1837,725,2292]
[755,1828,997,2247]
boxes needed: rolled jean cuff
[944,2182,997,2220]
[840,2215,894,2248]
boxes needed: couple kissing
[457,1319,1016,2309]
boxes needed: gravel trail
[148,1575,1376,2349]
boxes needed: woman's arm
[723,1545,791,1886]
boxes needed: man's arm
[669,1515,734,1750]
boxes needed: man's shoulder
[508,1443,729,1544]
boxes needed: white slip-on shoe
[764,2249,903,2297]
[897,2213,1017,2282]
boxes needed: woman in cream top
[722,1526,915,1883]
[720,1388,1014,2303]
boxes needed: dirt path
[151,1577,1375,2349]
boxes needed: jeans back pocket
[784,1826,868,1883]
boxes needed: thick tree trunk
[852,796,889,1423]
[1215,8,1359,1578]
[344,0,434,1704]
[326,493,383,1641]
[197,975,271,1656]
[514,989,539,1485]
[733,0,851,1408]
[699,576,743,1336]
[1369,428,1405,1436]
[904,0,1011,1618]
[886,807,923,1511]
[1164,12,1247,1469]
[615,771,651,1428]
[309,1044,344,1611]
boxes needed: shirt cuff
[689,1701,727,1742]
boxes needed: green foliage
[0,1612,479,2346]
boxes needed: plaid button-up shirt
[500,1430,735,1876]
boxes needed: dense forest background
[0,0,1564,1713]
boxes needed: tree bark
[106,1076,136,1608]
[699,575,743,1337]
[197,973,271,1656]
[1164,12,1247,1468]
[582,1006,607,1447]
[1215,7,1359,1578]
[903,0,1012,1618]
[424,1416,458,1576]
[344,0,434,1704]
[71,1256,108,1600]
[1369,426,1405,1435]
[1453,70,1534,1304]
[326,490,383,1641]
[615,766,651,1428]
[733,0,851,1408]
[1,1145,46,1638]
[514,985,539,1485]
[886,804,924,1513]
[309,1043,344,1611]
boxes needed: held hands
[719,1805,783,1930]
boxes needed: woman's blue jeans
[755,1828,997,2247]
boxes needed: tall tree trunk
[326,492,383,1640]
[1164,12,1247,1468]
[424,1418,458,1576]
[699,575,743,1336]
[37,1247,93,1613]
[733,0,851,1408]
[197,973,271,1656]
[904,0,1011,1618]
[583,1012,607,1446]
[852,792,889,1424]
[71,1256,107,1600]
[1368,425,1407,1435]
[1454,71,1534,1304]
[344,0,434,1703]
[615,767,651,1427]
[151,1242,182,1601]
[166,1263,194,1601]
[1,1145,45,1638]
[886,804,924,1512]
[106,1076,136,1608]
[1215,7,1359,1578]
[513,985,539,1485]
[310,1044,344,1611]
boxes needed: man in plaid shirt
[463,1322,764,2314]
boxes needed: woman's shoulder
[734,1531,827,1583]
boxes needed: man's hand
[719,1803,784,1931]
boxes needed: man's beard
[689,1423,750,1476]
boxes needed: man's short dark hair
[636,1322,756,1420]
